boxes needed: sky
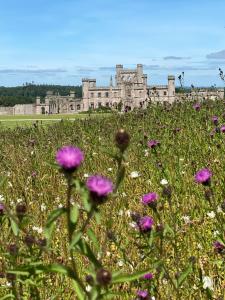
[0,0,225,87]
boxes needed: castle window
[98,92,101,98]
[90,103,94,109]
[106,102,109,107]
[164,91,167,96]
[91,92,94,98]
[70,104,74,110]
[77,104,81,111]
[105,92,109,98]
[98,102,102,107]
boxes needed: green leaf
[37,264,75,279]
[177,264,193,287]
[70,204,79,225]
[0,294,15,300]
[112,269,150,284]
[87,228,99,251]
[72,280,86,300]
[7,270,29,276]
[163,223,175,237]
[10,218,19,236]
[46,207,66,228]
[70,231,82,249]
[45,207,66,241]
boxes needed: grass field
[0,101,224,299]
[0,112,111,128]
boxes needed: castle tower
[168,75,175,103]
[82,79,90,111]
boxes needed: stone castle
[0,64,224,115]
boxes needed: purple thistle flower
[195,168,212,186]
[138,216,154,233]
[193,103,201,111]
[212,116,219,125]
[0,203,4,215]
[86,175,113,203]
[220,125,225,133]
[141,193,158,209]
[136,290,150,299]
[213,241,225,254]
[142,273,154,280]
[56,146,84,171]
[147,140,160,149]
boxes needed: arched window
[70,104,74,110]
[105,92,109,98]
[77,104,81,111]
[98,92,101,98]
[41,107,45,114]
[164,91,167,96]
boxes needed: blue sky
[0,0,225,87]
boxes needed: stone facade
[0,64,224,115]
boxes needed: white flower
[32,226,43,234]
[130,171,140,178]
[0,195,4,201]
[121,192,127,197]
[117,260,124,267]
[144,149,149,157]
[217,206,223,213]
[160,179,168,185]
[108,168,112,172]
[182,215,191,224]
[203,276,214,290]
[86,285,92,292]
[129,222,137,228]
[118,209,124,216]
[17,198,22,203]
[213,230,219,237]
[83,173,89,178]
[125,210,131,217]
[106,251,111,257]
[41,203,46,212]
[58,203,63,208]
[207,211,215,219]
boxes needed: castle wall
[0,107,14,115]
[13,104,36,115]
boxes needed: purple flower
[142,273,154,280]
[195,168,212,186]
[141,193,158,208]
[0,203,4,215]
[86,175,113,203]
[56,146,84,171]
[136,290,150,299]
[220,125,225,133]
[147,140,160,149]
[213,241,225,254]
[138,216,154,233]
[212,116,219,125]
[193,103,201,111]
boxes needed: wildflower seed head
[8,244,18,256]
[56,146,84,172]
[220,125,225,133]
[115,129,130,152]
[16,203,27,217]
[24,235,35,247]
[96,268,112,286]
[36,238,47,248]
[162,186,172,199]
[85,274,94,285]
[212,116,219,125]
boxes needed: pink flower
[56,146,84,171]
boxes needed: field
[0,101,224,300]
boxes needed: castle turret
[82,79,90,111]
[168,75,175,103]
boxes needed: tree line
[0,84,82,106]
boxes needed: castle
[0,64,224,115]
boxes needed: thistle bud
[96,268,112,286]
[115,129,130,152]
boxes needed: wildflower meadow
[0,100,224,299]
